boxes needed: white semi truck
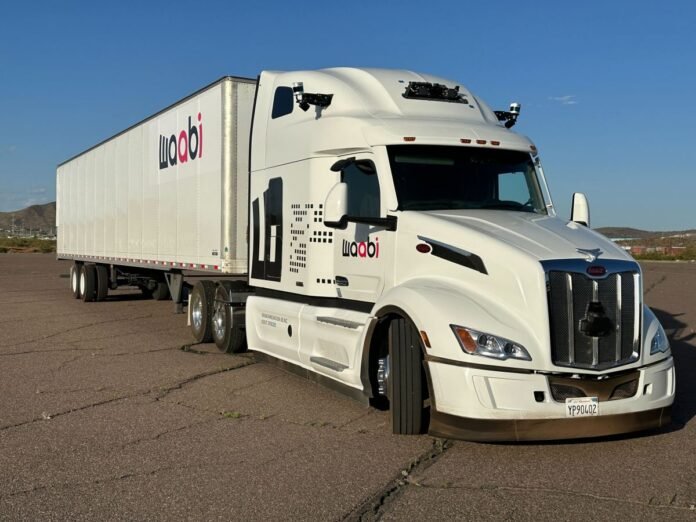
[57,68,675,441]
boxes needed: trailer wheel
[70,263,82,299]
[79,264,97,302]
[190,280,215,343]
[212,282,247,354]
[388,316,428,435]
[95,265,109,301]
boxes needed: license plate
[565,397,599,417]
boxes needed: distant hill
[0,202,694,241]
[0,202,56,235]
[597,226,696,239]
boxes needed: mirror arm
[326,215,397,231]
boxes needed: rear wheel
[212,282,247,354]
[70,263,81,299]
[95,264,109,301]
[190,280,216,343]
[388,316,428,435]
[79,264,97,302]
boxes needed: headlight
[650,322,670,355]
[450,325,531,361]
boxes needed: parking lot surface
[1,255,695,520]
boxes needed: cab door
[331,156,392,304]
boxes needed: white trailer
[58,68,675,441]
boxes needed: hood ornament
[577,247,603,262]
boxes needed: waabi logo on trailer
[158,113,203,170]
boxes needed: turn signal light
[452,326,477,354]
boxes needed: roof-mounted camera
[494,102,521,128]
[292,81,333,112]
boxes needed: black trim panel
[418,236,487,275]
[254,287,374,314]
[425,354,534,374]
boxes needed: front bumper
[429,406,671,442]
[426,356,675,442]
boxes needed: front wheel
[211,282,247,354]
[388,316,428,435]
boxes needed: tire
[212,282,247,354]
[95,265,109,301]
[70,263,81,299]
[190,280,216,343]
[151,281,170,301]
[80,264,97,302]
[388,316,427,435]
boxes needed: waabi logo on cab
[158,113,203,170]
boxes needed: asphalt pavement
[1,254,694,520]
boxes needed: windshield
[387,145,547,213]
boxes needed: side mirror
[324,182,348,229]
[571,192,590,227]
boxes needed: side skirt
[252,351,370,406]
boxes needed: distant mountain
[596,227,696,240]
[0,202,56,234]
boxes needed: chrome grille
[543,260,640,371]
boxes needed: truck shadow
[652,307,696,431]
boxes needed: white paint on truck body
[57,77,255,273]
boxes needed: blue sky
[0,1,694,230]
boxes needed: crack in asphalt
[119,418,217,449]
[0,314,155,349]
[0,357,258,432]
[0,346,105,358]
[341,438,452,521]
[1,464,197,499]
[404,481,696,512]
[644,274,668,296]
[152,356,258,400]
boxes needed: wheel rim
[212,299,226,340]
[191,293,203,331]
[71,269,77,293]
[79,272,85,296]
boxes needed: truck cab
[244,67,674,440]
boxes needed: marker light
[420,330,432,349]
[403,136,416,142]
[650,322,670,355]
[476,140,486,145]
[460,138,472,144]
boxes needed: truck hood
[419,209,633,263]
